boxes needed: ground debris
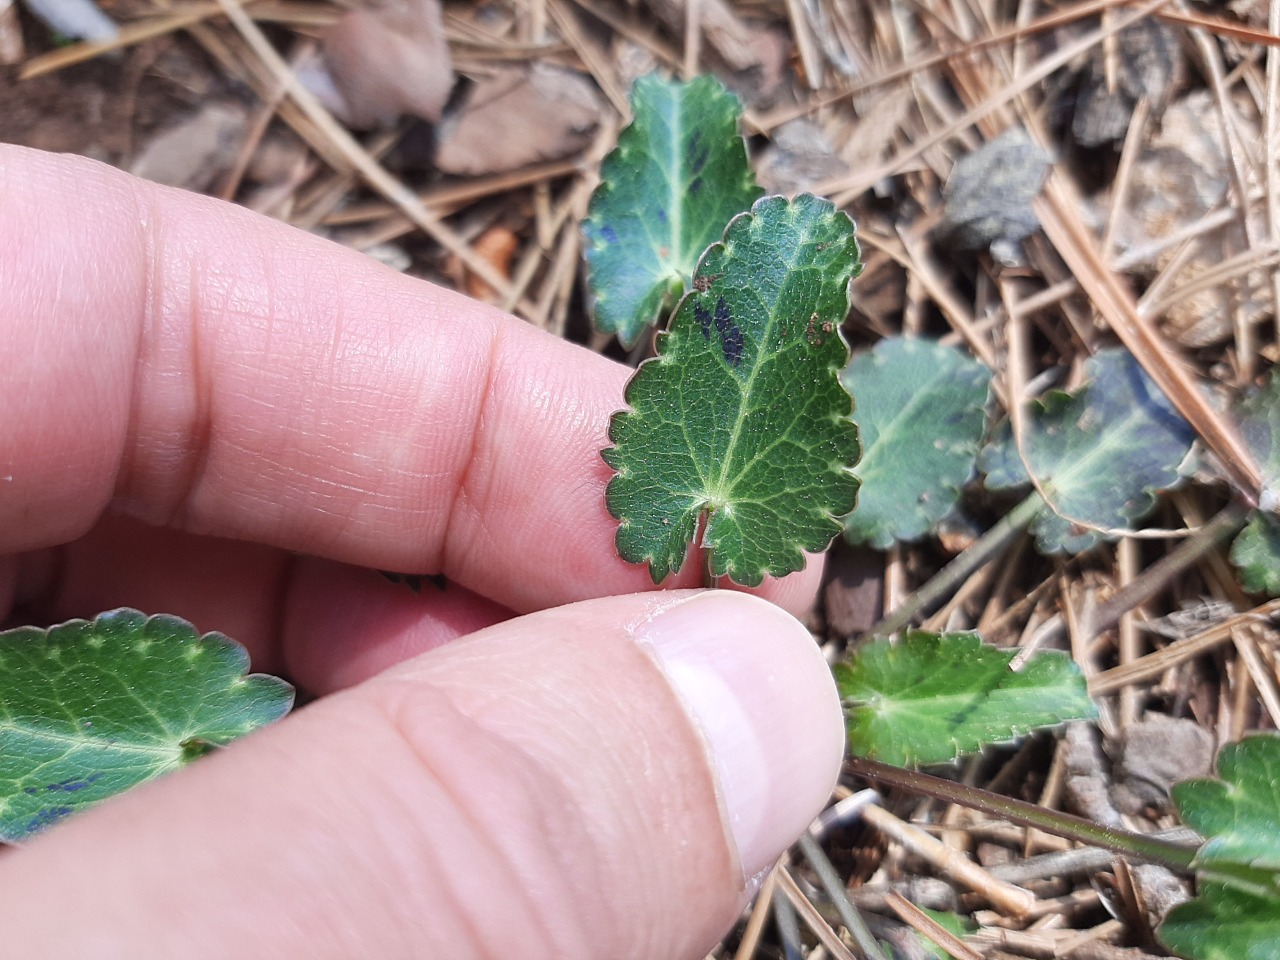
[129,101,247,191]
[941,128,1050,259]
[435,64,602,176]
[321,0,453,128]
[1066,19,1182,147]
[1111,713,1215,815]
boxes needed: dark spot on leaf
[689,177,702,196]
[43,774,102,793]
[713,297,744,367]
[601,225,619,244]
[25,806,73,834]
[694,301,713,340]
[656,209,667,224]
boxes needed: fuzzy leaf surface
[834,632,1096,766]
[1159,881,1280,960]
[583,73,762,347]
[842,338,990,549]
[1230,376,1280,594]
[0,609,294,841]
[982,348,1194,554]
[603,193,861,586]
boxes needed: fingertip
[634,591,844,881]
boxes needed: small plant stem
[695,508,718,589]
[846,756,1200,872]
[864,492,1043,637]
[797,833,890,960]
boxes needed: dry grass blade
[774,868,859,960]
[1155,7,1280,46]
[731,866,780,960]
[821,0,1171,204]
[19,0,267,79]
[321,159,583,227]
[1089,598,1280,694]
[1232,624,1280,727]
[860,803,1037,917]
[752,0,1140,133]
[211,0,535,317]
[884,890,983,960]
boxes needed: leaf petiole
[846,755,1200,873]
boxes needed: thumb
[0,590,844,959]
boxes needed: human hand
[0,144,844,958]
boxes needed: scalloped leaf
[583,73,763,348]
[602,193,862,586]
[1157,735,1280,959]
[981,348,1194,554]
[1159,880,1280,960]
[0,609,294,841]
[842,338,991,549]
[834,632,1096,766]
[1174,735,1280,874]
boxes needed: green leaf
[981,348,1194,554]
[0,609,294,841]
[834,632,1097,766]
[602,193,862,586]
[916,909,976,959]
[1159,880,1280,960]
[1236,373,1280,495]
[1157,735,1280,959]
[1231,513,1280,595]
[842,338,991,549]
[1230,376,1280,594]
[583,72,763,348]
[1173,735,1280,874]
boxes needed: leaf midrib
[0,719,185,755]
[710,246,824,503]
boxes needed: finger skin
[0,144,823,620]
[0,592,845,960]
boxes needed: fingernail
[634,591,845,882]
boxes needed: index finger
[0,146,822,614]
